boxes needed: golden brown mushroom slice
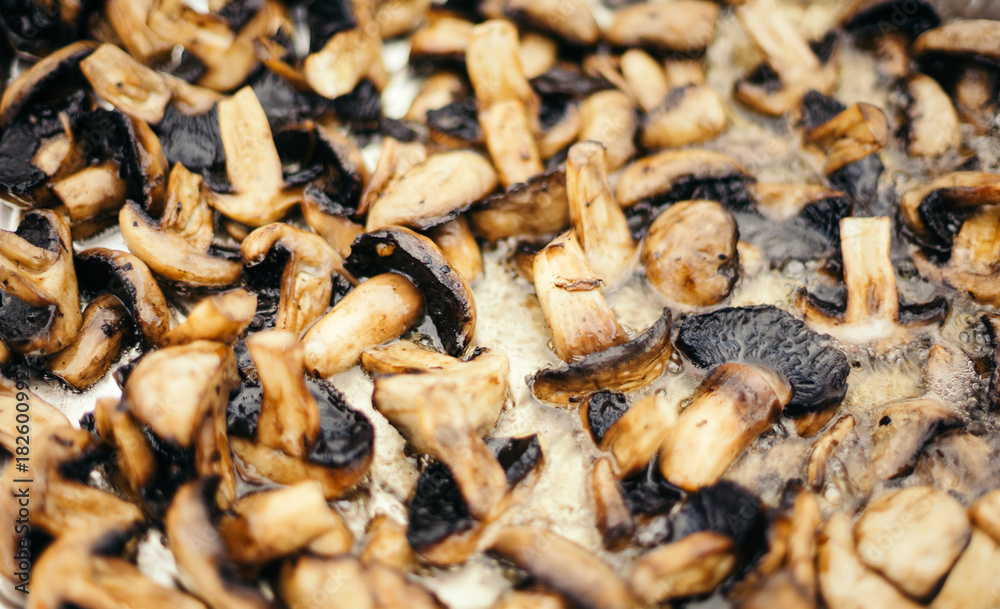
[577,89,637,172]
[584,391,679,477]
[46,294,133,391]
[797,217,948,350]
[279,554,445,609]
[27,528,208,609]
[468,169,569,243]
[489,526,639,609]
[912,19,1000,64]
[566,141,637,289]
[161,289,257,347]
[467,20,543,188]
[606,0,719,55]
[79,43,172,124]
[733,0,838,116]
[365,150,498,231]
[0,40,98,127]
[802,101,889,176]
[854,486,971,601]
[241,222,353,336]
[642,200,739,309]
[409,14,474,72]
[166,478,275,609]
[592,456,634,551]
[667,306,849,490]
[427,216,484,282]
[904,73,962,159]
[361,514,415,569]
[930,526,1000,609]
[0,209,82,356]
[208,87,298,227]
[121,164,242,288]
[503,0,597,46]
[0,377,69,449]
[304,8,387,101]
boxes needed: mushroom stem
[841,216,898,324]
[659,363,788,491]
[249,331,320,458]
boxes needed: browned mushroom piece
[802,101,889,178]
[75,247,172,347]
[468,169,569,243]
[566,141,637,288]
[904,73,962,159]
[971,489,1000,545]
[606,0,719,55]
[841,0,940,79]
[620,49,726,150]
[901,173,1000,306]
[406,72,470,122]
[797,217,948,350]
[952,63,1000,134]
[577,89,637,172]
[279,554,445,609]
[520,33,559,81]
[489,526,640,609]
[467,20,543,188]
[750,182,852,243]
[733,0,838,116]
[491,591,569,609]
[0,425,145,583]
[806,414,855,490]
[642,200,739,308]
[817,514,924,609]
[0,209,82,356]
[912,19,1000,64]
[207,87,299,226]
[0,40,98,127]
[583,391,678,477]
[361,514,416,570]
[359,138,429,216]
[301,192,365,260]
[502,0,598,46]
[304,6,387,101]
[854,486,971,601]
[45,294,133,391]
[409,14,474,71]
[910,433,997,505]
[365,150,498,231]
[79,43,172,124]
[26,527,209,609]
[166,478,275,609]
[120,164,242,288]
[427,216,484,282]
[241,222,353,336]
[930,526,1000,609]
[592,456,634,551]
[161,289,258,347]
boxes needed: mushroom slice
[0,209,82,356]
[869,397,963,483]
[905,73,961,159]
[971,490,1000,545]
[93,396,157,502]
[615,149,755,217]
[912,19,1000,64]
[503,0,598,46]
[50,162,129,225]
[241,223,352,336]
[365,150,498,231]
[596,391,679,477]
[911,433,996,504]
[565,141,637,288]
[427,217,484,282]
[899,171,1000,246]
[220,481,347,567]
[208,87,298,227]
[303,273,424,377]
[27,528,208,609]
[807,414,855,489]
[76,247,171,346]
[46,294,133,391]
[930,527,1000,609]
[797,217,948,349]
[492,591,568,609]
[166,478,274,609]
[468,169,569,243]
[161,289,257,346]
[361,339,465,375]
[374,349,511,520]
[0,377,69,450]
[819,514,924,609]
[854,486,970,600]
[606,1,719,54]
[301,192,365,260]
[362,514,415,569]
[529,307,672,405]
[407,435,542,564]
[734,0,838,116]
[79,43,171,124]
[304,15,385,100]
[642,200,739,308]
[531,231,626,363]
[667,306,849,489]
[0,40,97,127]
[105,0,173,65]
[577,89,636,172]
[841,0,941,42]
[468,20,543,188]
[489,526,639,609]
[750,182,851,241]
[345,226,477,357]
[279,554,444,609]
[406,72,469,122]
[952,63,1000,134]
[120,168,241,288]
[409,14,474,72]
[592,456,634,551]
[803,101,889,175]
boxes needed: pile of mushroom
[2,0,1000,608]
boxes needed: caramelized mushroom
[905,73,962,159]
[468,169,569,242]
[45,294,132,391]
[592,456,634,551]
[161,289,257,347]
[577,90,636,172]
[79,43,172,124]
[606,1,719,55]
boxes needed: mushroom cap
[670,481,764,550]
[345,226,476,356]
[842,0,940,40]
[0,40,97,127]
[676,305,850,414]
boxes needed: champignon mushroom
[642,200,739,308]
[807,414,855,489]
[79,43,172,124]
[427,217,484,282]
[406,435,543,564]
[161,289,257,347]
[592,456,634,551]
[229,331,375,499]
[489,526,639,609]
[365,150,498,231]
[566,141,637,288]
[467,169,569,243]
[361,514,415,569]
[503,0,598,46]
[45,293,133,391]
[75,247,171,347]
[0,40,97,127]
[0,209,82,356]
[279,554,444,609]
[630,481,764,604]
[904,73,962,159]
[207,87,299,226]
[750,182,852,243]
[241,222,353,335]
[912,19,1000,64]
[467,20,542,188]
[951,63,1000,134]
[606,0,719,55]
[409,14,474,72]
[733,0,838,116]
[577,89,636,172]
[166,478,274,609]
[589,391,679,477]
[344,226,477,357]
[304,5,386,102]
[664,305,849,490]
[930,526,1000,609]
[120,164,241,288]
